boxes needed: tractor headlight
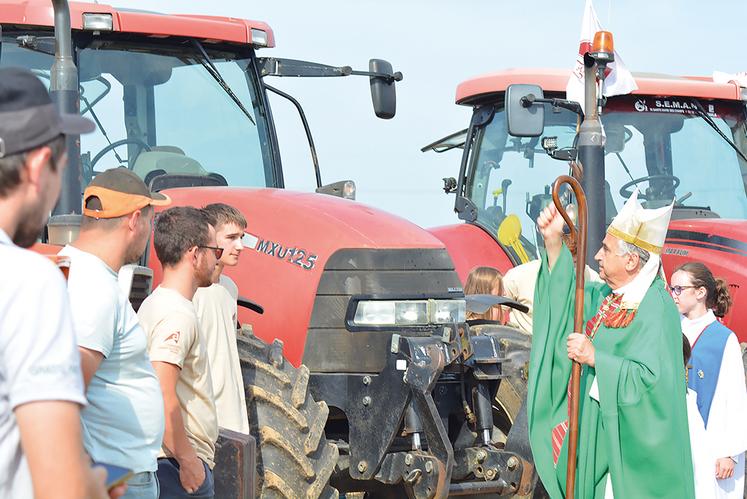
[82,13,113,31]
[351,299,465,328]
[433,299,466,323]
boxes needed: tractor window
[466,107,579,260]
[76,42,274,189]
[0,33,276,190]
[603,98,747,219]
[466,97,747,258]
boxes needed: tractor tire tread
[238,334,338,499]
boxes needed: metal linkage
[346,328,463,497]
[450,447,526,496]
[375,451,443,499]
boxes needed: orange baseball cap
[83,168,171,219]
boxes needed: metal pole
[552,175,588,499]
[50,0,82,215]
[577,57,605,269]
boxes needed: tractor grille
[302,248,463,373]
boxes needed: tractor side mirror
[369,59,397,119]
[505,84,545,137]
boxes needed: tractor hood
[148,187,448,365]
[667,218,747,251]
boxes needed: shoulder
[219,275,239,298]
[1,245,68,295]
[642,278,676,309]
[503,260,541,285]
[635,279,680,331]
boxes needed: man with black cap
[0,67,121,498]
[60,168,171,499]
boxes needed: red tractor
[426,68,747,345]
[3,1,542,497]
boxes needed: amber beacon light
[590,30,615,64]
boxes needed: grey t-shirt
[0,230,86,496]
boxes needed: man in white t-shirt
[0,67,116,498]
[193,203,249,434]
[138,207,219,498]
[60,168,171,498]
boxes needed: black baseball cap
[0,67,95,158]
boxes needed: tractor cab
[428,68,747,337]
[428,69,747,266]
[1,21,278,193]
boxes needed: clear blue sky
[125,0,747,228]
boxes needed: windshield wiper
[191,40,255,126]
[690,99,747,163]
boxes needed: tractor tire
[238,331,339,499]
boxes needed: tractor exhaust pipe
[578,56,605,269]
[50,0,82,215]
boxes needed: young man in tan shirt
[138,207,220,498]
[193,203,249,435]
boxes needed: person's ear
[23,146,53,192]
[624,252,639,272]
[696,286,707,301]
[127,210,141,233]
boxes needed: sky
[121,0,747,228]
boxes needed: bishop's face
[594,233,639,290]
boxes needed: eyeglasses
[670,285,697,296]
[197,245,224,259]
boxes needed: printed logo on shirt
[165,331,181,344]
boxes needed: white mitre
[606,190,674,309]
[607,190,673,255]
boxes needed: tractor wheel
[238,332,339,499]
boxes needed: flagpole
[552,175,588,499]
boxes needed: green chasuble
[527,246,694,498]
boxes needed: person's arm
[64,272,116,389]
[151,361,206,493]
[3,258,120,498]
[536,203,565,270]
[15,400,116,499]
[710,334,747,479]
[79,348,105,388]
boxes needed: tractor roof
[456,68,742,105]
[0,0,275,47]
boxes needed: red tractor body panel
[0,0,275,46]
[151,187,447,366]
[428,223,514,283]
[664,219,747,341]
[456,68,742,104]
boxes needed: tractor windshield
[465,96,747,260]
[0,32,276,189]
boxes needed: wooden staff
[552,174,588,499]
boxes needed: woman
[671,262,747,498]
[464,266,505,322]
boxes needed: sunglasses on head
[670,285,696,296]
[197,245,224,259]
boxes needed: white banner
[567,0,638,112]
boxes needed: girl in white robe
[671,263,747,499]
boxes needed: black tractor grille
[303,248,463,373]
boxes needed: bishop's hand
[537,203,566,269]
[567,332,595,367]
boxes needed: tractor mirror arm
[258,57,403,83]
[520,94,585,121]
